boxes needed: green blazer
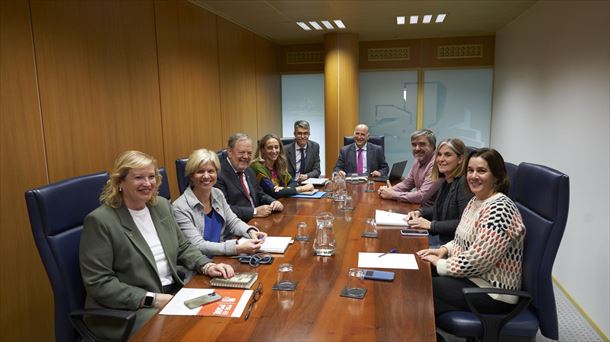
[79,197,211,337]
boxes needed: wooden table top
[131,182,436,342]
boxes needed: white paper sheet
[357,252,419,270]
[159,288,253,317]
[375,209,409,227]
[239,236,292,254]
[302,178,328,185]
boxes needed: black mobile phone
[400,228,429,237]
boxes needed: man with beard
[378,129,441,206]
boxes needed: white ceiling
[190,0,536,45]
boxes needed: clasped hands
[253,201,284,217]
[236,230,268,254]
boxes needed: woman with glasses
[80,151,234,339]
[404,138,474,245]
[250,133,315,199]
[173,148,267,256]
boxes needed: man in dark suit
[285,120,321,181]
[334,123,389,177]
[216,133,283,221]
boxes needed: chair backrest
[466,145,478,154]
[512,162,569,340]
[343,135,385,152]
[505,162,519,200]
[158,167,171,199]
[175,158,189,194]
[25,172,109,342]
[281,137,295,146]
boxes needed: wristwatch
[143,292,156,308]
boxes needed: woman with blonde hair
[405,138,474,245]
[173,148,267,256]
[80,151,234,339]
[250,133,314,198]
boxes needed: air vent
[368,47,410,61]
[286,51,324,64]
[437,44,483,59]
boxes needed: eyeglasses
[232,253,273,267]
[244,282,263,320]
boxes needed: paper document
[239,236,292,253]
[375,210,409,227]
[160,288,252,317]
[357,252,419,270]
[303,178,328,185]
[291,191,325,199]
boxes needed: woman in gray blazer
[80,151,234,339]
[173,148,267,256]
[405,139,474,245]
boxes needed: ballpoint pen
[378,248,397,258]
[244,301,255,321]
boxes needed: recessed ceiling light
[333,20,346,29]
[309,21,323,30]
[397,16,405,25]
[321,20,334,29]
[410,15,418,24]
[422,15,432,24]
[435,14,446,23]
[296,22,311,31]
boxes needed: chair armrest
[462,288,532,342]
[70,308,136,342]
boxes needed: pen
[244,301,255,320]
[378,248,397,258]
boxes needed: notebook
[371,160,408,182]
[210,272,258,289]
[238,236,293,253]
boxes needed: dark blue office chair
[25,172,136,342]
[175,158,189,194]
[505,162,519,200]
[158,167,171,199]
[436,162,569,342]
[466,145,479,154]
[281,137,295,146]
[343,135,385,152]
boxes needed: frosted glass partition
[359,70,419,171]
[281,74,326,173]
[423,69,493,148]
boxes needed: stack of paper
[375,210,409,227]
[239,236,292,253]
[302,178,329,185]
[357,252,419,270]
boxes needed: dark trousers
[432,273,516,316]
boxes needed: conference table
[131,182,436,341]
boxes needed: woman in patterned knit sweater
[417,148,526,317]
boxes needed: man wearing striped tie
[334,124,389,178]
[285,120,321,182]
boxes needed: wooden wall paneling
[0,1,53,341]
[30,0,164,182]
[277,43,325,74]
[217,18,258,142]
[324,33,360,175]
[359,39,423,70]
[254,36,282,138]
[155,0,222,198]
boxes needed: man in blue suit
[334,124,389,177]
[285,120,321,182]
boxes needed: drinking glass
[362,218,378,238]
[365,180,376,193]
[295,222,309,241]
[276,263,296,291]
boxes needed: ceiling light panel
[309,21,323,30]
[296,22,311,30]
[422,15,432,24]
[435,14,446,23]
[396,16,405,25]
[410,15,418,24]
[334,20,346,29]
[321,20,334,29]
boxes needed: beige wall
[0,0,280,340]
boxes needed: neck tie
[236,171,252,204]
[299,148,306,174]
[357,148,363,175]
